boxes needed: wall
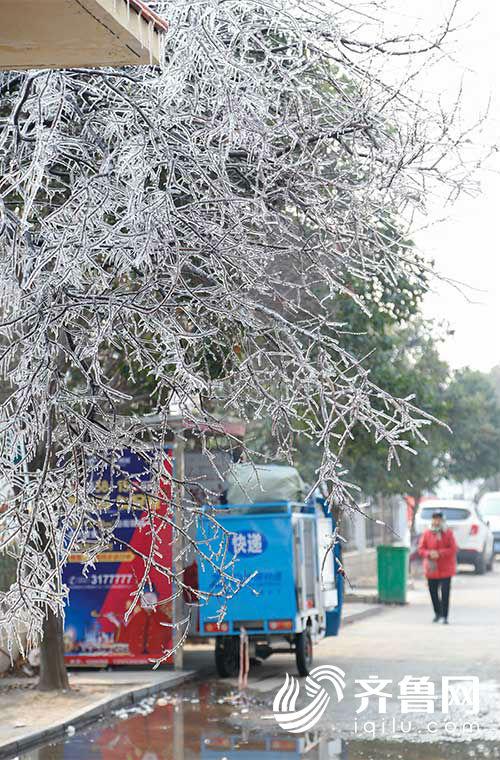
[341,495,409,588]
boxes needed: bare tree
[0,0,476,687]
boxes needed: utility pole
[173,436,185,670]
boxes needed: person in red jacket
[418,510,458,624]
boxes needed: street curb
[343,604,386,625]
[0,669,195,759]
[343,593,379,604]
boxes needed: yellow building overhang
[0,0,168,70]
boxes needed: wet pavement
[15,566,500,759]
[15,680,500,759]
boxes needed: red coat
[418,528,457,579]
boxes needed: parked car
[477,491,500,556]
[414,499,494,574]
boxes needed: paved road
[184,562,500,743]
[18,565,500,759]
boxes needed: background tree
[477,366,500,495]
[444,369,500,483]
[489,365,500,406]
[344,321,450,503]
[246,227,454,544]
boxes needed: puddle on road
[17,682,500,760]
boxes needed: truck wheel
[295,629,313,677]
[475,549,486,575]
[215,636,240,678]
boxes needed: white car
[477,492,500,556]
[414,499,494,574]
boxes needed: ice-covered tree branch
[0,0,478,648]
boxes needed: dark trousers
[427,577,451,619]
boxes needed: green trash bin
[377,545,409,604]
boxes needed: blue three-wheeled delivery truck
[195,468,343,677]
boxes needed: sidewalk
[0,668,193,759]
[341,582,421,623]
[342,600,385,624]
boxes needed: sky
[383,1,500,372]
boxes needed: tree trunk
[38,607,69,691]
[31,514,70,692]
[409,492,422,539]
